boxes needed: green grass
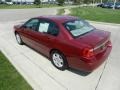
[0,51,32,90]
[70,7,120,24]
[0,4,59,9]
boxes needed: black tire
[50,50,68,71]
[15,33,23,45]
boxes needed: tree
[72,0,81,4]
[113,0,117,10]
[57,0,65,5]
[34,0,41,5]
[83,0,92,4]
[77,0,81,3]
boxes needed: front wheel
[51,51,68,70]
[15,33,23,45]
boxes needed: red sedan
[14,16,112,72]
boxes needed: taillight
[83,48,94,58]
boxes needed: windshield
[116,2,120,5]
[64,19,94,37]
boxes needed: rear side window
[38,21,50,33]
[38,20,59,36]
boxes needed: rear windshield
[64,19,94,37]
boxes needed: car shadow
[24,44,91,76]
[68,68,91,76]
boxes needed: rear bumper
[68,46,112,72]
[85,46,112,72]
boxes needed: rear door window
[38,20,59,36]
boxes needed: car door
[20,18,59,56]
[36,19,60,56]
[20,18,42,50]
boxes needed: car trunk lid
[75,29,111,54]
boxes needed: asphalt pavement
[0,8,57,22]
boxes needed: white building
[1,0,56,3]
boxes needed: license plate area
[94,40,109,54]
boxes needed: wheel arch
[14,31,18,34]
[50,48,69,67]
[50,48,64,56]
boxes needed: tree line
[1,0,120,5]
[56,0,120,5]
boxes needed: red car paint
[14,16,112,72]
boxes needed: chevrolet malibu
[14,16,112,72]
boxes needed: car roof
[36,15,78,23]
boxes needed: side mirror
[21,25,27,28]
[21,25,34,30]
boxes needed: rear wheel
[15,33,23,45]
[51,50,68,70]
